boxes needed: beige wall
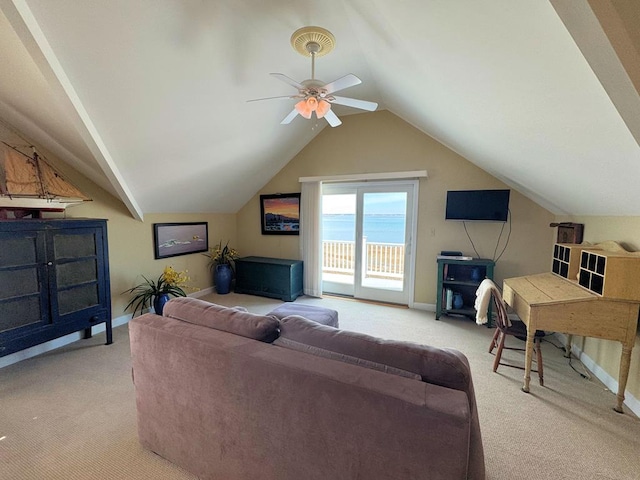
[555,215,640,403]
[237,110,555,304]
[13,111,640,408]
[34,147,235,318]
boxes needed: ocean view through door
[321,181,416,305]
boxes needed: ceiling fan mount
[290,26,335,58]
[247,26,377,127]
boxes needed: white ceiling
[1,0,639,220]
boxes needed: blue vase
[470,267,481,282]
[153,293,170,315]
[453,293,464,310]
[215,264,233,294]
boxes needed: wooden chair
[488,286,546,386]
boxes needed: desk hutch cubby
[551,242,640,301]
[0,218,112,357]
[436,258,494,322]
[578,250,640,300]
[551,243,601,281]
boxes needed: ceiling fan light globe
[295,100,313,119]
[315,100,331,119]
[306,97,318,110]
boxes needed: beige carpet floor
[1,292,639,479]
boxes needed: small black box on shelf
[440,250,463,256]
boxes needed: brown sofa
[129,297,485,480]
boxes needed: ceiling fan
[248,27,378,127]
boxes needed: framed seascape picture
[260,193,301,235]
[153,222,209,259]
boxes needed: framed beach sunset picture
[260,193,301,235]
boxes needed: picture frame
[153,222,209,259]
[260,193,301,235]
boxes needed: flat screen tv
[445,189,510,222]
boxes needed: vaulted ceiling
[1,0,639,221]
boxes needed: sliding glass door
[321,181,416,305]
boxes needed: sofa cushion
[163,297,280,342]
[273,336,421,380]
[278,315,473,396]
[269,303,339,327]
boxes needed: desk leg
[615,345,633,414]
[564,334,572,358]
[522,329,534,393]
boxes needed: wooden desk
[502,273,639,413]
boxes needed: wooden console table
[502,273,639,413]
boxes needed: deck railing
[322,240,405,279]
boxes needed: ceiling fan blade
[247,94,301,103]
[323,109,342,127]
[330,96,378,111]
[270,73,305,91]
[281,109,299,125]
[322,74,361,94]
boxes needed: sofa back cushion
[278,315,473,397]
[273,336,421,380]
[163,297,280,342]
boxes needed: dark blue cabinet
[0,218,112,357]
[235,256,303,302]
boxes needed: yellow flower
[205,241,239,270]
[162,265,190,288]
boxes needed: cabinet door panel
[0,297,43,332]
[53,232,96,259]
[58,283,100,315]
[57,259,98,287]
[49,227,106,321]
[0,236,38,266]
[0,268,39,299]
[0,231,49,334]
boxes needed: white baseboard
[191,287,214,297]
[555,333,640,417]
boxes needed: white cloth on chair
[474,278,510,326]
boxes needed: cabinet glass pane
[0,236,37,267]
[57,284,99,315]
[57,259,98,288]
[554,245,560,258]
[0,269,39,300]
[0,297,42,332]
[54,233,96,259]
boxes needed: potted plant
[123,266,189,316]
[204,241,239,294]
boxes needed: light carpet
[1,292,639,479]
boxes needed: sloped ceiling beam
[0,0,143,220]
[551,0,640,148]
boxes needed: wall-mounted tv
[445,189,510,222]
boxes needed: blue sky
[323,192,407,215]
